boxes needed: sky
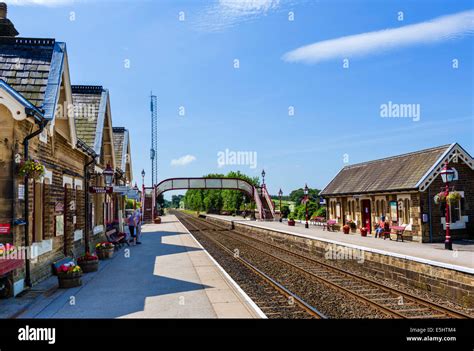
[6,0,474,199]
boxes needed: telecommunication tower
[150,93,158,186]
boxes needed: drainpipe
[22,118,47,288]
[84,156,96,254]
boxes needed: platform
[206,215,474,274]
[6,215,264,319]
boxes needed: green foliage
[183,171,259,213]
[171,195,184,208]
[289,187,321,205]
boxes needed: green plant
[18,159,45,180]
[447,191,462,204]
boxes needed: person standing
[135,209,142,245]
[127,211,136,245]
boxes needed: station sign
[89,186,114,194]
[0,224,11,235]
[113,186,130,194]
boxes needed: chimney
[0,2,19,37]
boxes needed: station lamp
[440,161,455,250]
[304,184,309,228]
[278,188,283,222]
[103,164,114,187]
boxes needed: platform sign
[0,224,11,235]
[89,186,113,194]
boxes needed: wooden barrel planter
[78,260,99,273]
[97,248,114,260]
[58,272,82,289]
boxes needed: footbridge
[154,177,275,220]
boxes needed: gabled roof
[320,144,474,196]
[0,37,65,121]
[112,127,133,182]
[112,127,126,170]
[0,78,44,121]
[72,85,107,153]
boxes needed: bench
[105,229,128,249]
[324,220,338,231]
[385,225,406,242]
[311,217,325,226]
[0,259,24,298]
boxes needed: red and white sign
[0,224,11,235]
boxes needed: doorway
[361,200,372,232]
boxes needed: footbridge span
[153,177,275,220]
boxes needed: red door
[361,200,372,232]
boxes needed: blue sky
[7,0,474,198]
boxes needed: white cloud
[171,155,197,167]
[5,0,75,6]
[283,10,474,64]
[197,0,299,31]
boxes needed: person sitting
[374,216,386,238]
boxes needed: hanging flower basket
[57,264,83,289]
[433,192,446,205]
[18,159,45,180]
[447,192,462,204]
[434,191,461,204]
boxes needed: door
[361,200,372,231]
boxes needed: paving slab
[207,215,474,274]
[5,215,264,319]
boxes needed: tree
[182,171,259,214]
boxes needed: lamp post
[141,169,145,188]
[261,169,266,189]
[304,184,309,229]
[133,183,139,210]
[440,161,455,250]
[278,188,283,222]
[242,194,246,217]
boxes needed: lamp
[103,164,114,187]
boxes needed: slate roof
[320,145,452,196]
[72,85,106,152]
[0,37,57,110]
[112,127,126,171]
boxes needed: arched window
[404,199,411,225]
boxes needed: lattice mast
[150,93,158,186]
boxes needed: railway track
[176,212,326,319]
[175,211,470,319]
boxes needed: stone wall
[207,216,474,308]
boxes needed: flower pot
[360,228,368,237]
[78,260,99,273]
[288,220,295,226]
[343,226,350,234]
[154,217,161,224]
[58,272,82,289]
[97,248,114,260]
